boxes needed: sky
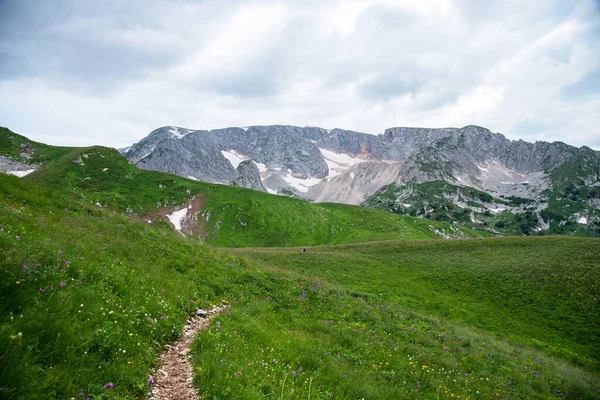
[0,0,599,149]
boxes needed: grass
[0,126,75,166]
[20,144,486,247]
[1,173,599,399]
[2,129,600,399]
[0,173,250,399]
[232,238,600,370]
[193,237,600,399]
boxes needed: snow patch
[169,126,189,140]
[578,216,588,224]
[139,146,156,161]
[319,148,365,178]
[241,126,250,132]
[6,169,35,177]
[254,161,268,172]
[281,170,322,193]
[186,176,198,181]
[266,188,277,194]
[477,165,489,173]
[221,150,248,169]
[167,208,188,233]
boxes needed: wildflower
[161,316,165,320]
[15,281,20,284]
[343,375,347,379]
[226,310,231,316]
[298,366,303,372]
[15,236,21,241]
[103,382,113,389]
[60,282,66,287]
[146,316,151,321]
[148,377,155,386]
[417,381,421,388]
[216,321,221,329]
[66,261,71,266]
[291,371,296,376]
[39,288,45,294]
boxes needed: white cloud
[0,0,598,149]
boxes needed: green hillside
[365,179,600,236]
[1,173,599,399]
[1,129,599,399]
[0,126,75,166]
[18,144,485,247]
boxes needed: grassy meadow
[22,143,485,247]
[1,172,599,398]
[1,128,599,398]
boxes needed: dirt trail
[148,306,223,400]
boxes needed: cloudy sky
[1,0,599,149]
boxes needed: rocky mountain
[122,124,600,235]
[232,160,266,192]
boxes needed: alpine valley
[1,125,600,399]
[122,124,600,236]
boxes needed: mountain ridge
[121,124,600,235]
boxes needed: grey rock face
[0,155,38,174]
[232,160,266,192]
[124,124,599,209]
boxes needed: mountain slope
[0,131,485,246]
[122,124,600,235]
[2,173,599,399]
[0,126,75,176]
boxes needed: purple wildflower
[146,316,151,321]
[298,366,303,372]
[216,321,221,329]
[66,261,71,266]
[148,377,155,386]
[291,371,296,376]
[343,375,347,379]
[103,382,113,389]
[161,316,165,320]
[417,381,421,388]
[60,282,66,287]
[39,288,45,294]
[226,310,231,316]
[15,236,21,241]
